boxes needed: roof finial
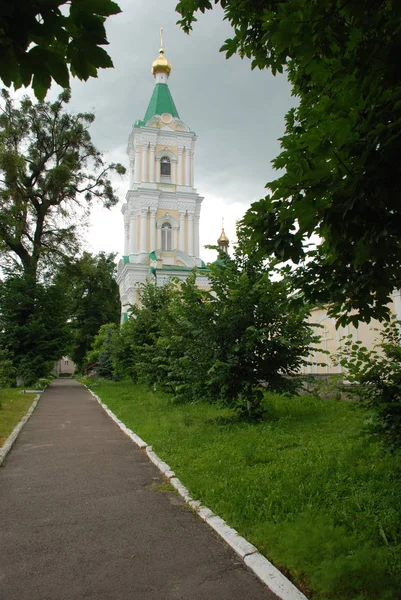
[152,27,171,77]
[217,220,229,252]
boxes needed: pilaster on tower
[117,31,209,319]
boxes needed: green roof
[142,83,179,123]
[159,264,210,272]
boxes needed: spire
[151,27,172,78]
[138,28,179,124]
[217,219,229,254]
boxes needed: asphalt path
[0,379,277,600]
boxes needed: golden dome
[217,228,229,245]
[152,48,172,76]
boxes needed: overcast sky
[64,0,295,263]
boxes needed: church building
[117,35,210,319]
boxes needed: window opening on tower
[161,222,172,251]
[160,156,171,181]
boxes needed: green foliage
[0,347,16,388]
[35,377,53,389]
[85,379,401,600]
[85,322,117,378]
[120,282,175,385]
[0,90,125,280]
[152,273,218,403]
[0,90,124,383]
[336,320,401,450]
[264,513,399,600]
[59,252,121,371]
[109,247,315,419]
[177,0,401,325]
[0,274,71,386]
[205,251,316,417]
[0,388,35,446]
[112,319,138,381]
[0,0,122,100]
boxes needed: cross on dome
[217,220,229,253]
[152,27,172,77]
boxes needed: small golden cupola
[217,226,229,254]
[152,28,172,78]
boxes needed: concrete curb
[88,388,148,449]
[0,394,41,467]
[86,385,308,600]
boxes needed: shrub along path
[0,379,276,600]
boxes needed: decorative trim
[146,199,159,212]
[155,148,177,162]
[158,198,178,210]
[173,118,190,132]
[173,249,196,267]
[146,115,160,126]
[157,134,177,146]
[156,214,179,229]
[140,132,158,145]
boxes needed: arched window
[161,222,172,251]
[160,156,171,181]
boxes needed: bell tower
[117,31,209,318]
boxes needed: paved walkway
[0,379,277,600]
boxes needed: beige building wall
[155,208,179,223]
[54,357,76,376]
[154,144,176,156]
[302,291,401,375]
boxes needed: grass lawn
[0,389,37,447]
[83,379,401,600]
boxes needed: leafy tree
[124,282,176,386]
[0,91,124,380]
[0,90,124,281]
[153,272,218,402]
[85,323,117,378]
[0,274,71,385]
[112,253,315,419]
[206,250,315,417]
[0,0,122,100]
[177,0,401,325]
[112,319,137,381]
[59,252,121,371]
[0,347,16,388]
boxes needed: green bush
[38,377,52,388]
[336,319,401,450]
[84,323,118,379]
[108,251,316,420]
[0,348,16,388]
